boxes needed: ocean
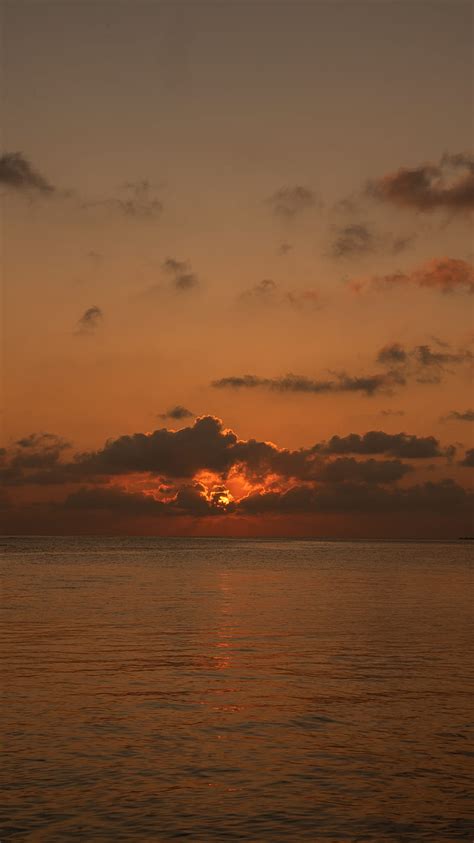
[1,537,473,841]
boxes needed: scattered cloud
[75,306,103,335]
[442,409,474,422]
[460,448,474,467]
[239,279,321,310]
[163,257,199,291]
[277,241,293,256]
[266,186,317,218]
[350,258,474,295]
[380,409,405,417]
[159,406,195,421]
[0,151,55,194]
[368,152,474,213]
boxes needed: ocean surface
[1,537,473,842]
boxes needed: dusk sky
[1,0,473,536]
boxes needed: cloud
[162,257,199,291]
[62,483,231,517]
[380,410,405,417]
[368,152,474,213]
[266,186,317,218]
[83,181,163,219]
[0,151,55,194]
[375,340,472,388]
[238,479,472,515]
[277,241,293,256]
[75,306,103,335]
[460,448,474,468]
[212,369,404,397]
[317,457,413,484]
[351,258,474,295]
[159,406,194,421]
[442,409,474,422]
[314,431,447,459]
[239,279,321,310]
[377,343,408,365]
[330,223,376,258]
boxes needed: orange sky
[1,0,473,536]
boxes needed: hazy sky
[1,0,473,536]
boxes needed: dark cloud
[315,431,446,459]
[460,448,474,468]
[0,151,55,194]
[238,479,472,516]
[163,257,199,291]
[380,410,405,417]
[330,223,376,258]
[377,343,408,365]
[351,258,474,296]
[443,409,474,422]
[375,340,472,387]
[0,433,72,485]
[159,406,194,421]
[318,457,413,485]
[75,416,238,478]
[63,483,234,517]
[267,186,317,218]
[368,152,474,213]
[75,306,103,335]
[212,369,404,397]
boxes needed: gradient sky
[1,0,473,536]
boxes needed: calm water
[1,537,473,842]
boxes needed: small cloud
[0,151,55,194]
[442,409,474,422]
[277,241,293,256]
[330,223,375,258]
[267,186,317,219]
[163,257,199,291]
[380,409,405,417]
[75,306,103,335]
[159,406,194,421]
[377,343,408,365]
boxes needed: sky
[0,0,473,536]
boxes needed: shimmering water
[1,537,473,841]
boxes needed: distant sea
[2,537,473,841]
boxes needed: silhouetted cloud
[267,186,317,218]
[0,151,55,194]
[351,258,474,295]
[238,479,472,515]
[377,343,408,365]
[159,406,194,421]
[63,483,233,517]
[75,306,103,335]
[380,409,405,417]
[163,257,199,291]
[443,409,474,422]
[460,448,474,467]
[368,152,474,213]
[212,369,404,397]
[314,431,447,459]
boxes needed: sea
[1,536,473,842]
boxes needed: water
[1,537,473,842]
